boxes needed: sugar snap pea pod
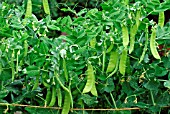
[0,63,2,75]
[24,40,28,57]
[106,42,114,53]
[57,88,62,107]
[106,51,118,73]
[16,50,20,75]
[45,88,52,106]
[32,73,40,90]
[158,12,165,28]
[55,72,73,108]
[91,80,98,96]
[63,58,68,81]
[49,86,56,106]
[43,0,50,15]
[90,37,96,48]
[136,9,141,28]
[82,63,95,93]
[139,24,148,63]
[61,91,71,114]
[119,48,127,75]
[25,0,32,18]
[122,24,129,48]
[107,59,119,79]
[129,24,138,54]
[11,50,15,82]
[150,27,161,59]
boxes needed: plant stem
[102,40,106,72]
[104,95,112,107]
[110,92,117,109]
[150,90,156,106]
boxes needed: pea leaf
[164,80,170,89]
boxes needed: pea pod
[107,60,119,79]
[63,58,68,81]
[61,91,71,114]
[45,88,52,106]
[139,24,148,63]
[119,48,127,75]
[91,80,98,96]
[24,40,28,57]
[25,0,32,18]
[122,24,129,48]
[82,63,95,93]
[43,0,50,15]
[106,42,114,53]
[57,88,62,107]
[16,50,20,75]
[49,86,56,106]
[55,72,73,108]
[158,12,164,28]
[0,63,2,75]
[129,24,138,54]
[150,27,161,59]
[135,9,141,28]
[11,50,15,82]
[32,73,40,90]
[90,37,96,48]
[106,50,118,73]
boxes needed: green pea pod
[0,63,2,75]
[91,80,98,96]
[11,50,15,82]
[32,73,40,90]
[122,24,129,48]
[129,24,138,54]
[106,42,114,53]
[63,58,68,81]
[136,9,141,28]
[82,63,95,93]
[24,40,28,57]
[25,0,32,18]
[57,88,62,107]
[61,91,71,114]
[49,86,56,106]
[107,60,119,79]
[55,72,73,108]
[90,37,96,48]
[150,27,161,59]
[158,12,164,28]
[139,24,148,63]
[119,48,127,75]
[45,88,52,106]
[106,50,118,73]
[16,50,20,75]
[43,0,50,15]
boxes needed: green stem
[104,95,112,107]
[150,90,156,106]
[102,40,106,72]
[110,92,117,109]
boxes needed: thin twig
[0,103,169,111]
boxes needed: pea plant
[0,0,170,114]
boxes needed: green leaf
[164,80,170,89]
[80,94,98,106]
[144,80,160,90]
[103,78,115,93]
[0,90,9,99]
[154,66,168,77]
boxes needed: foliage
[0,0,170,114]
